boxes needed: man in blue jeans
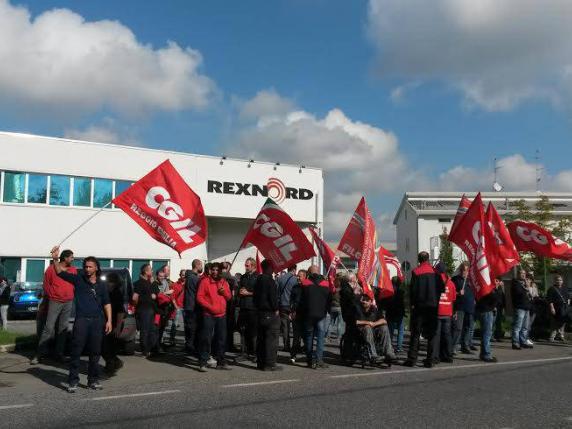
[50,247,112,393]
[511,269,533,350]
[297,265,332,369]
[475,278,501,363]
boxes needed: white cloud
[0,0,215,116]
[64,118,140,146]
[229,89,416,240]
[367,0,572,111]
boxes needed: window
[50,175,70,206]
[3,172,25,203]
[99,259,111,268]
[27,174,48,204]
[132,260,151,278]
[73,177,92,207]
[26,259,45,282]
[113,260,130,269]
[438,218,450,223]
[114,180,132,198]
[152,260,169,273]
[72,259,83,269]
[93,179,113,208]
[0,257,21,282]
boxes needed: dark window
[50,175,70,206]
[73,177,92,207]
[93,179,113,208]
[27,174,48,204]
[3,172,25,203]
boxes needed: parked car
[9,281,42,318]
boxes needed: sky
[2,0,572,241]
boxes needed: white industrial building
[394,192,572,277]
[0,132,324,283]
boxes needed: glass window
[113,260,130,269]
[0,257,21,283]
[26,259,46,282]
[72,259,83,269]
[132,260,151,278]
[99,259,111,268]
[27,174,48,204]
[93,179,113,208]
[50,175,70,206]
[73,177,91,207]
[114,180,132,198]
[3,172,25,203]
[152,260,169,273]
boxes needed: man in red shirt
[431,262,457,365]
[31,249,76,364]
[196,262,231,372]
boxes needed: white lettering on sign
[145,186,201,244]
[471,221,491,287]
[515,225,548,246]
[253,213,298,261]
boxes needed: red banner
[507,221,572,261]
[338,197,368,261]
[309,226,336,270]
[485,203,520,278]
[372,247,394,299]
[448,193,494,299]
[380,247,404,282]
[449,194,472,237]
[113,160,207,255]
[241,198,315,272]
[255,250,263,274]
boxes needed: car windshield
[13,282,43,292]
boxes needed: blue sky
[2,0,572,239]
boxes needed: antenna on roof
[535,149,543,192]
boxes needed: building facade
[0,132,324,283]
[394,191,572,278]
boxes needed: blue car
[9,282,43,318]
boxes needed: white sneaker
[207,356,217,366]
[525,339,534,346]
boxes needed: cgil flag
[448,193,494,299]
[507,221,572,262]
[113,160,207,256]
[380,247,404,282]
[485,203,520,278]
[240,198,315,272]
[449,194,472,238]
[371,246,395,299]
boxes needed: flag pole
[58,202,111,246]
[228,242,244,271]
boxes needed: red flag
[380,247,404,282]
[485,203,520,277]
[507,221,572,261]
[448,193,494,299]
[450,194,472,237]
[338,197,376,298]
[255,250,263,274]
[241,198,315,272]
[372,247,394,299]
[112,160,207,255]
[309,226,336,270]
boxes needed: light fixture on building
[220,155,227,165]
[248,159,254,168]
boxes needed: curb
[0,340,36,353]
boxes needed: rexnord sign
[207,180,314,200]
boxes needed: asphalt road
[1,340,571,429]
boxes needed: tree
[439,228,455,276]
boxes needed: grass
[0,329,36,346]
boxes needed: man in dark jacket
[183,259,203,355]
[222,262,239,352]
[451,262,470,354]
[253,259,282,371]
[289,269,307,363]
[460,273,477,354]
[511,268,533,350]
[379,276,406,353]
[404,252,444,368]
[237,257,258,361]
[493,280,506,341]
[475,278,500,363]
[298,265,332,369]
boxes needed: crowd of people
[28,247,570,393]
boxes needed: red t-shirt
[172,280,185,308]
[43,264,77,303]
[438,274,457,317]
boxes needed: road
[0,339,571,428]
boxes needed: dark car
[9,281,43,318]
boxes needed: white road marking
[330,356,572,379]
[222,379,300,388]
[88,389,181,401]
[0,404,34,410]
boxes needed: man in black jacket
[475,278,500,363]
[511,268,533,350]
[238,257,259,361]
[404,252,444,368]
[183,259,203,355]
[253,259,282,371]
[298,265,332,369]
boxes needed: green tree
[439,228,455,276]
